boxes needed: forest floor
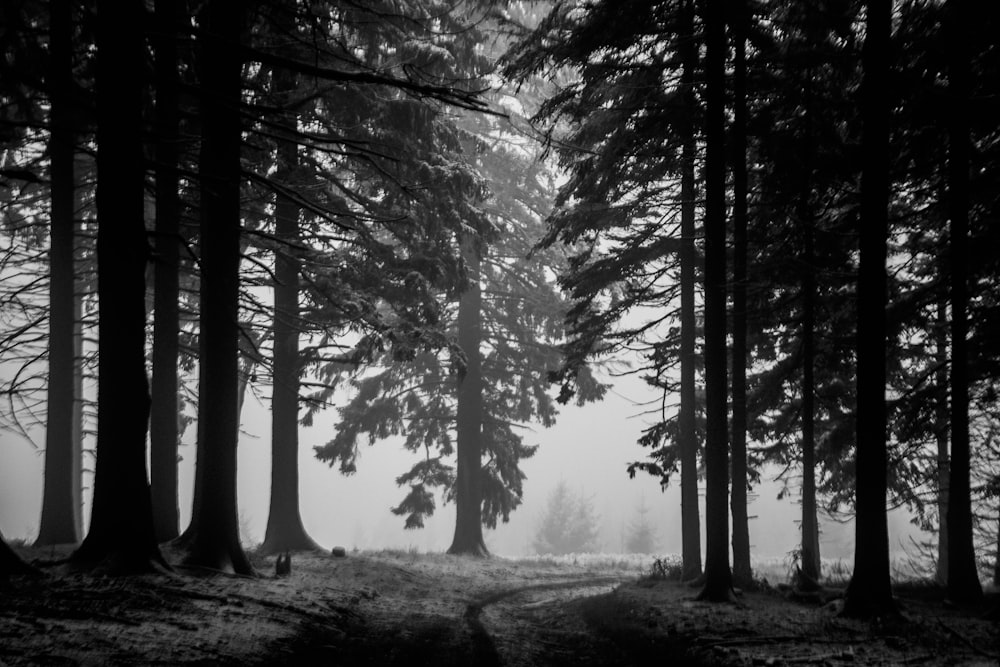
[0,545,997,666]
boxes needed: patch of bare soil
[1,547,996,666]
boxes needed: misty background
[1,362,924,561]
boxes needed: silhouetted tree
[944,0,983,605]
[149,0,184,544]
[698,0,733,603]
[36,0,82,547]
[842,0,895,618]
[69,0,165,573]
[177,0,253,575]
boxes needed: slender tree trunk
[800,221,821,584]
[698,0,733,602]
[179,1,253,575]
[935,297,949,586]
[798,74,821,585]
[448,236,489,557]
[678,0,703,582]
[36,0,82,547]
[70,0,165,574]
[149,0,183,544]
[729,0,752,589]
[993,504,999,588]
[945,0,983,605]
[842,0,895,618]
[261,61,319,554]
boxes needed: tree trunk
[935,297,949,586]
[149,0,183,544]
[70,0,165,574]
[678,0,703,582]
[448,236,489,557]
[944,0,983,605]
[698,0,733,602]
[261,61,319,554]
[729,0,752,590]
[36,0,82,547]
[842,0,895,618]
[179,1,253,575]
[798,74,821,585]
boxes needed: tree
[624,497,658,554]
[69,0,165,573]
[177,0,253,575]
[533,481,600,556]
[258,5,320,556]
[35,0,82,547]
[698,0,733,603]
[842,0,896,618]
[149,0,184,544]
[505,0,705,581]
[944,0,983,605]
[728,0,752,589]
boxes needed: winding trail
[463,576,626,666]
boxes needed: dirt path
[463,576,626,667]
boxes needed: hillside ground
[0,545,997,665]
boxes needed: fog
[1,362,928,564]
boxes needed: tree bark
[36,0,82,547]
[698,0,733,602]
[798,74,821,585]
[260,57,320,555]
[678,0,703,582]
[448,236,489,557]
[149,0,183,544]
[70,0,165,574]
[729,0,752,590]
[179,0,253,575]
[944,0,983,605]
[935,297,949,586]
[842,0,895,618]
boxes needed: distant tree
[624,497,657,554]
[533,482,600,556]
[69,0,165,573]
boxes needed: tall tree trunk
[261,61,319,553]
[698,0,733,602]
[448,236,489,557]
[798,74,821,585]
[179,1,253,575]
[800,219,821,584]
[944,0,983,605]
[935,297,949,586]
[842,0,895,618]
[149,0,183,544]
[36,0,82,547]
[729,0,752,590]
[678,0,703,582]
[70,0,165,574]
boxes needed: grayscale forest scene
[0,0,998,664]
